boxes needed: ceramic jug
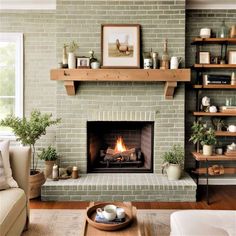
[170,57,181,69]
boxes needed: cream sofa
[170,210,236,236]
[0,147,31,236]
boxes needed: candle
[52,164,59,181]
[72,166,78,179]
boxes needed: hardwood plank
[192,152,236,161]
[193,112,236,117]
[215,131,236,137]
[193,64,236,69]
[192,38,236,44]
[193,85,236,89]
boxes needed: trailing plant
[0,110,61,174]
[162,144,184,166]
[189,121,217,146]
[38,146,58,161]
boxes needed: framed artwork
[77,57,90,68]
[228,50,236,64]
[199,51,210,64]
[101,24,140,68]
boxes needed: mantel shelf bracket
[164,81,177,99]
[64,80,77,95]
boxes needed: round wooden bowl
[86,202,133,231]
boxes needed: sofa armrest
[9,146,31,198]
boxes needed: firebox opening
[87,121,154,173]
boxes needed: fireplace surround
[87,121,154,173]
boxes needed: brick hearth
[41,173,196,202]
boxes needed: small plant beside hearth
[38,146,59,179]
[162,144,184,180]
[0,110,61,198]
[189,121,216,156]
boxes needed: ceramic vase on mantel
[203,145,213,156]
[68,52,76,69]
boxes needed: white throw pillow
[0,140,18,188]
[0,151,9,190]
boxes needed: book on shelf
[219,106,236,113]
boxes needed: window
[0,33,23,135]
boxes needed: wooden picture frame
[228,50,236,64]
[77,57,90,68]
[101,24,140,68]
[199,51,210,64]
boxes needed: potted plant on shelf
[38,146,59,179]
[189,121,217,156]
[162,144,184,180]
[67,41,79,69]
[0,110,60,198]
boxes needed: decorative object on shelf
[225,97,232,106]
[67,41,79,69]
[143,51,152,69]
[228,125,236,133]
[211,56,219,64]
[58,166,72,179]
[91,61,100,69]
[52,164,59,181]
[215,147,223,155]
[170,56,181,69]
[58,62,63,69]
[201,96,210,112]
[227,142,236,151]
[218,20,228,38]
[101,24,140,68]
[38,146,59,179]
[89,50,97,65]
[230,25,236,38]
[208,165,224,175]
[160,39,170,69]
[77,57,90,68]
[231,72,236,85]
[219,105,236,113]
[199,51,210,64]
[209,105,217,113]
[0,110,61,198]
[150,51,158,69]
[212,118,227,131]
[200,28,211,38]
[72,166,78,179]
[228,50,236,64]
[161,144,184,180]
[203,74,231,85]
[189,121,217,155]
[62,44,68,67]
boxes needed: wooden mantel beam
[50,68,190,99]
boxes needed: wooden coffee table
[81,202,142,236]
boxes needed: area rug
[22,209,176,236]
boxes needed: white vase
[166,164,182,180]
[68,52,76,69]
[203,145,213,156]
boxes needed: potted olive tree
[162,145,184,180]
[38,146,59,179]
[189,121,217,156]
[0,110,60,198]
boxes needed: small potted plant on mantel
[162,144,184,180]
[38,146,59,179]
[0,110,60,199]
[189,121,217,156]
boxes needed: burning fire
[114,137,127,153]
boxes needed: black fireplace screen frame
[87,121,154,173]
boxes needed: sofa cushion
[0,151,9,190]
[0,188,26,235]
[170,210,236,236]
[0,141,18,188]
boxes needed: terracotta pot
[203,145,213,156]
[44,160,56,179]
[166,164,182,180]
[29,170,45,199]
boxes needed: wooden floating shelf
[193,64,236,69]
[193,84,236,89]
[191,38,236,45]
[193,112,236,117]
[192,152,236,161]
[192,167,236,175]
[50,68,191,99]
[215,131,236,137]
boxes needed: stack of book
[219,106,236,113]
[204,75,231,85]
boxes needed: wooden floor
[30,186,236,210]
